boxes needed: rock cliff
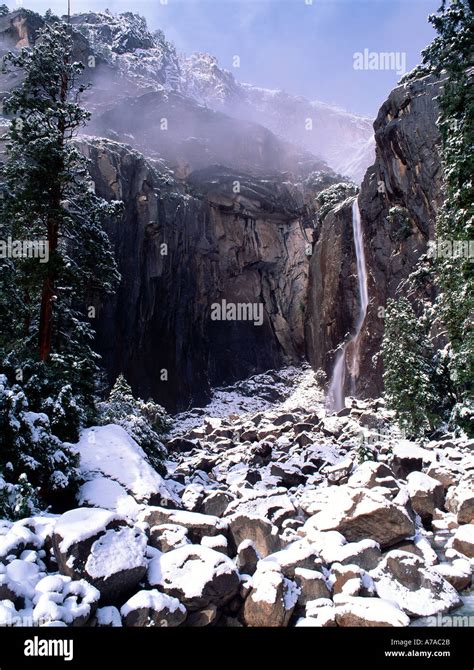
[84,139,315,410]
[305,73,444,398]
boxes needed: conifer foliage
[382,1,473,437]
[99,375,172,475]
[0,19,122,515]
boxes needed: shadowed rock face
[85,141,314,411]
[305,74,443,398]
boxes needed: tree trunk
[38,65,68,361]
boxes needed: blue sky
[21,0,440,117]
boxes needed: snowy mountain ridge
[68,10,374,182]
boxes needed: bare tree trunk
[38,67,68,361]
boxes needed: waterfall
[325,198,368,412]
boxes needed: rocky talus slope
[1,368,472,627]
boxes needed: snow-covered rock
[149,524,190,552]
[406,471,445,521]
[227,514,280,558]
[224,489,296,528]
[451,524,474,559]
[148,545,239,610]
[431,560,472,591]
[75,425,179,508]
[445,476,474,524]
[334,595,410,627]
[236,540,260,576]
[294,568,330,605]
[303,486,415,548]
[139,507,227,543]
[372,550,462,617]
[242,563,298,627]
[391,442,433,478]
[77,478,140,518]
[94,606,122,627]
[348,461,399,493]
[33,575,100,626]
[52,508,147,601]
[260,540,321,578]
[121,589,186,627]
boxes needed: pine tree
[422,0,474,433]
[381,298,440,437]
[99,375,172,475]
[0,19,121,441]
[382,1,473,437]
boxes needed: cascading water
[325,198,368,412]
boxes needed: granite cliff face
[83,139,315,410]
[305,74,444,398]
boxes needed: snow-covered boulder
[75,425,179,508]
[224,489,296,528]
[445,476,474,524]
[242,563,299,627]
[139,507,227,543]
[200,534,228,555]
[52,508,147,602]
[431,560,472,591]
[33,575,100,626]
[330,563,363,596]
[348,461,399,493]
[149,524,190,552]
[391,442,433,478]
[121,589,187,627]
[0,522,43,561]
[294,568,330,605]
[372,550,462,617]
[94,606,122,627]
[259,540,322,578]
[77,478,140,518]
[325,538,381,570]
[303,486,415,549]
[227,514,280,557]
[0,558,44,608]
[451,524,474,558]
[297,600,337,627]
[406,471,445,521]
[334,595,410,627]
[236,540,260,576]
[201,490,235,517]
[148,545,239,610]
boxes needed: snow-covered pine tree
[99,374,172,475]
[382,1,473,437]
[381,298,440,437]
[0,19,121,441]
[0,19,122,513]
[421,0,473,434]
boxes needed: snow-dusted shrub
[316,182,359,223]
[98,375,172,475]
[0,473,40,520]
[0,375,79,513]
